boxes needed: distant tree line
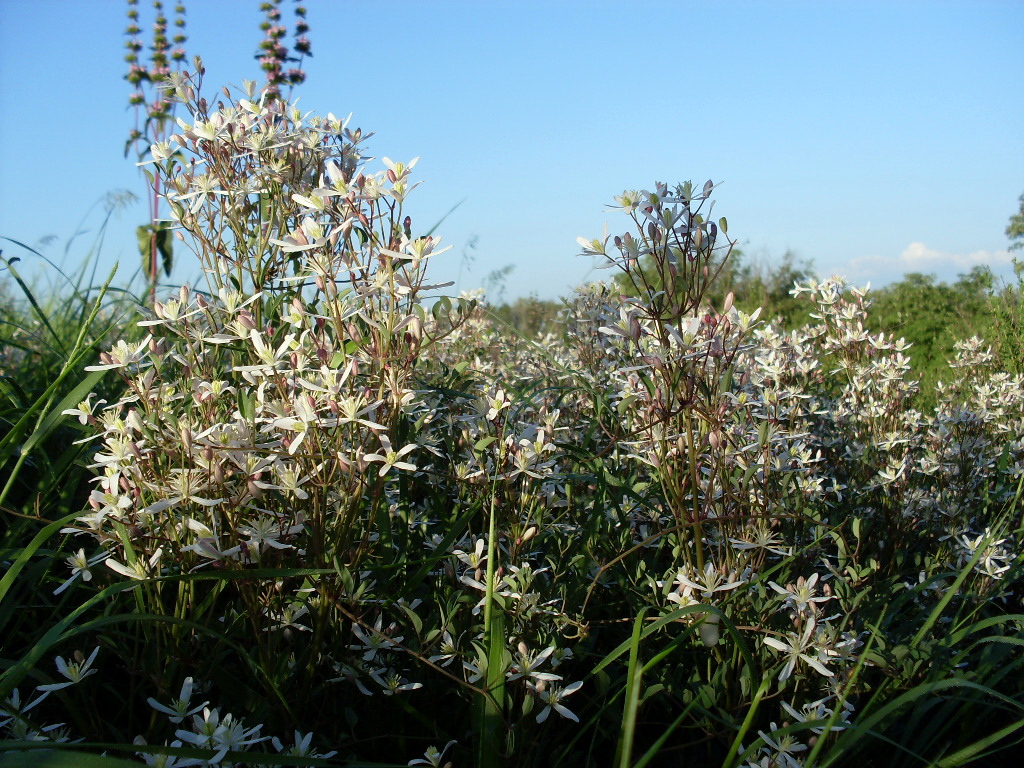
[488,255,1023,411]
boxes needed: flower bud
[237,310,257,331]
[698,613,720,647]
[628,316,641,342]
[406,315,423,345]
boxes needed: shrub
[4,76,1022,768]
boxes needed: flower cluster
[42,75,1023,762]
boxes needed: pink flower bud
[628,316,641,342]
[237,310,256,331]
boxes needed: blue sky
[1,0,1022,302]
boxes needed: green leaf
[156,222,174,277]
[0,255,67,358]
[474,436,497,453]
[0,750,144,768]
[136,222,174,279]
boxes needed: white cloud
[837,242,1014,286]
[897,241,1013,270]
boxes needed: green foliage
[863,268,995,409]
[988,258,1024,375]
[1007,192,1024,251]
[613,243,815,326]
[488,297,563,338]
[719,249,816,327]
[1,211,142,522]
[135,221,174,279]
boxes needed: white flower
[780,697,852,734]
[535,680,584,723]
[484,388,511,420]
[349,615,403,661]
[368,667,423,695]
[61,395,106,424]
[427,630,459,668]
[673,561,746,601]
[757,721,808,768]
[37,647,100,692]
[768,573,832,617]
[958,529,1013,579]
[271,730,337,759]
[763,620,835,682]
[507,643,561,684]
[133,736,204,767]
[728,523,792,557]
[147,677,209,724]
[363,434,417,477]
[238,515,300,561]
[266,603,311,633]
[85,336,152,371]
[53,548,109,595]
[175,707,266,759]
[453,537,486,569]
[408,739,456,766]
[107,547,164,582]
[0,687,50,725]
